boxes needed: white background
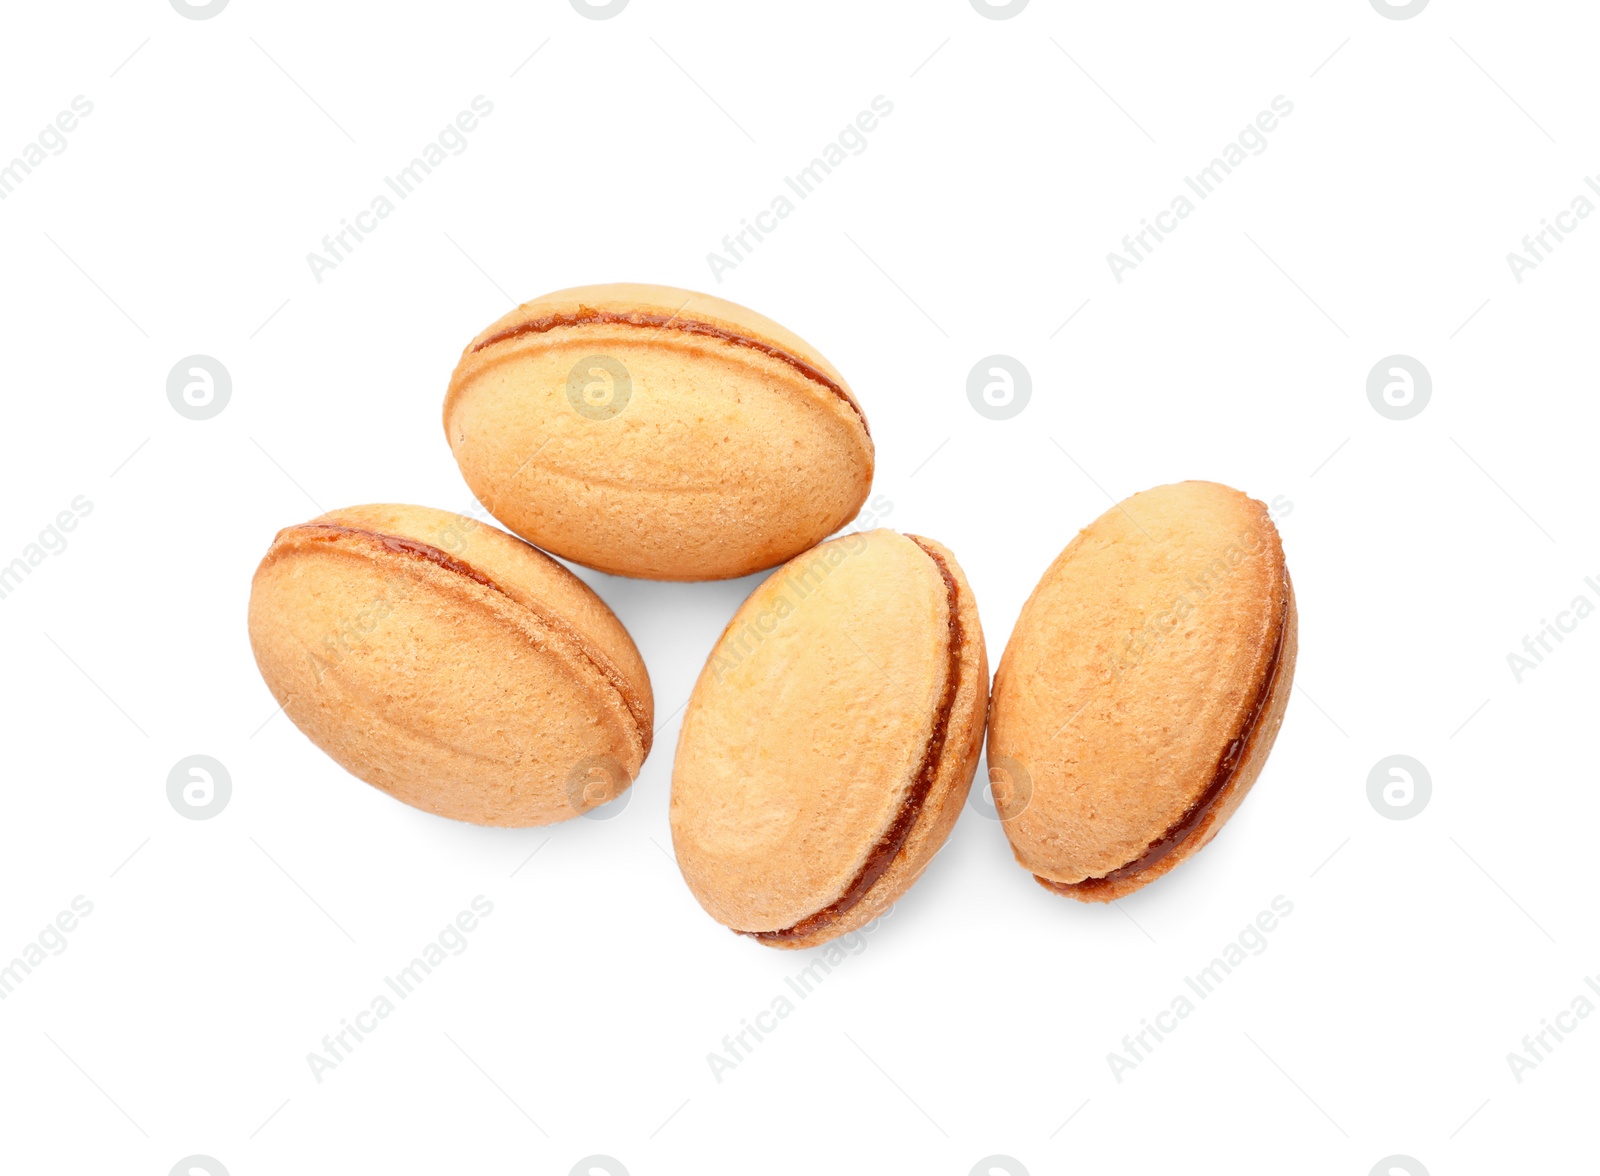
[0,1,1593,1173]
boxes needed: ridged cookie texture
[247,504,653,826]
[443,283,875,582]
[670,529,987,949]
[988,481,1297,901]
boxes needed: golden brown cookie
[670,529,987,948]
[988,481,1296,901]
[247,504,652,826]
[443,283,874,582]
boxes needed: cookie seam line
[460,308,872,440]
[1036,566,1292,895]
[743,534,964,944]
[273,523,652,758]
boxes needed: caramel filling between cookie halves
[284,523,651,756]
[740,538,963,944]
[471,308,870,437]
[1036,583,1290,899]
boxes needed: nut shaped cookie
[444,283,874,581]
[988,481,1297,901]
[671,529,987,948]
[248,504,652,825]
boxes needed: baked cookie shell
[989,481,1295,899]
[444,283,874,582]
[670,530,987,947]
[247,504,652,826]
[1037,581,1296,900]
[470,307,869,437]
[748,537,963,945]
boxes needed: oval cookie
[988,481,1297,900]
[670,529,987,947]
[444,283,874,581]
[247,503,653,825]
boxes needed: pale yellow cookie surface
[248,503,652,826]
[444,283,874,581]
[988,481,1296,900]
[671,529,987,948]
